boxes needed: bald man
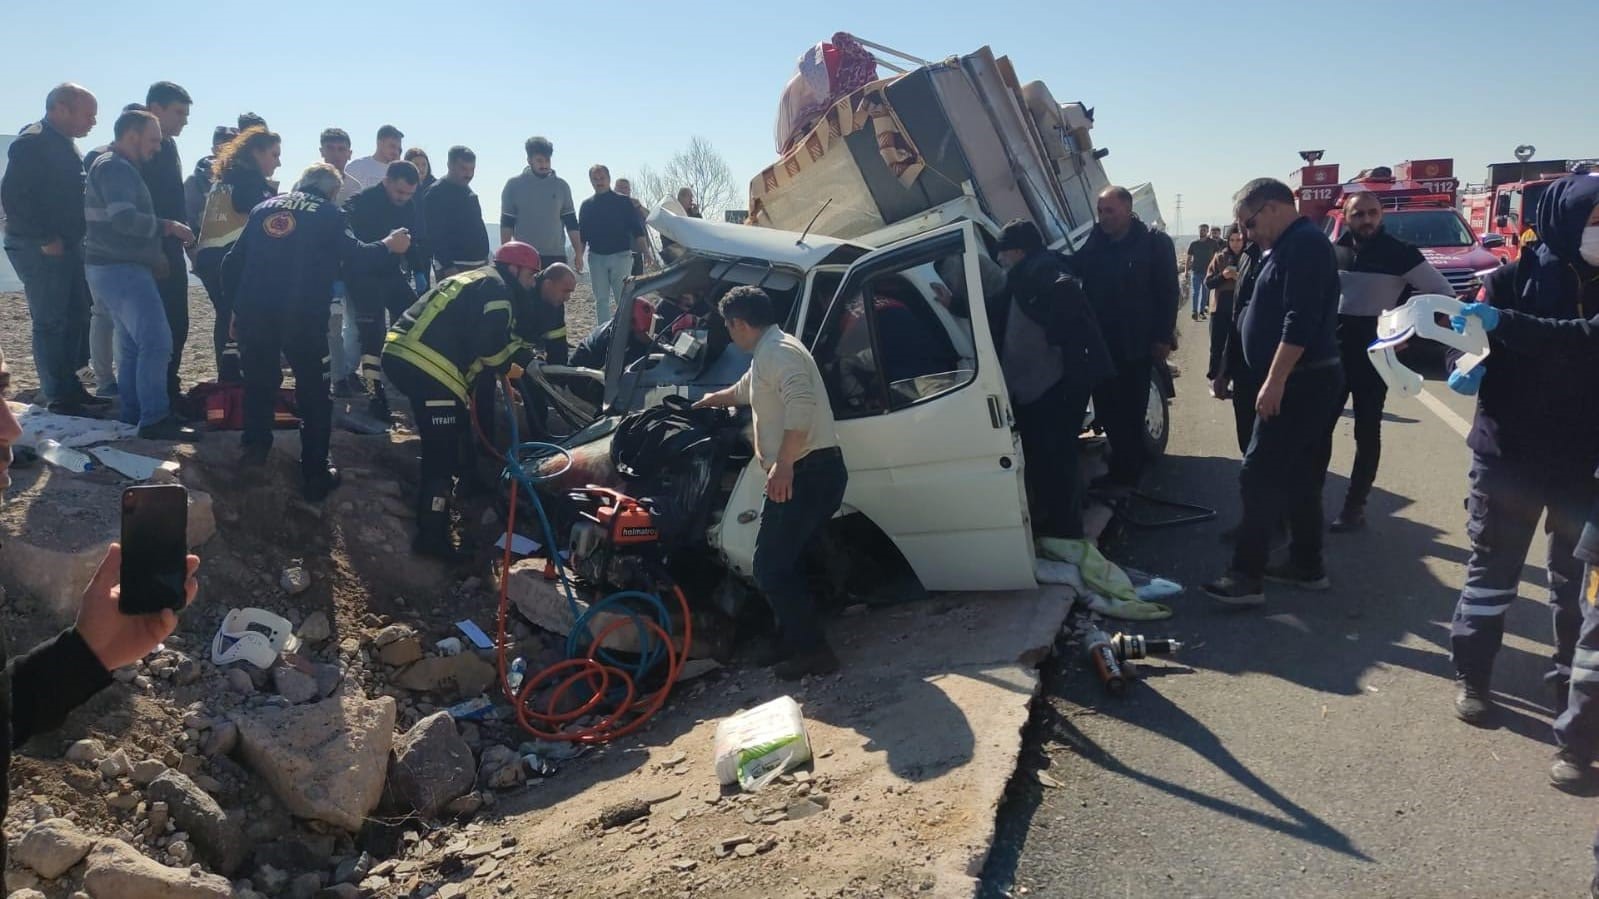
[2,83,107,415]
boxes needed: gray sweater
[84,150,162,267]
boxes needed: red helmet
[493,241,542,271]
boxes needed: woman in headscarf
[1443,173,1599,736]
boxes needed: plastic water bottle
[508,657,527,691]
[35,439,94,472]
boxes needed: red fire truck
[1460,158,1595,263]
[1289,156,1503,299]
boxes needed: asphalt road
[982,318,1595,899]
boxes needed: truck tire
[1144,364,1171,462]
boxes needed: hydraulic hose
[472,373,689,744]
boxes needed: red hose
[478,374,690,745]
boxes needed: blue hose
[496,382,672,683]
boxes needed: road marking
[1416,387,1471,439]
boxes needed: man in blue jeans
[1,83,110,416]
[1185,224,1219,322]
[578,164,646,326]
[82,109,199,441]
[694,286,847,680]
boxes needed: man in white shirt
[345,124,402,189]
[694,286,847,679]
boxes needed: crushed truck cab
[533,209,1039,593]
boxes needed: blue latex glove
[1451,303,1501,334]
[1448,366,1485,395]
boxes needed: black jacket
[223,187,395,316]
[1070,219,1180,366]
[1,119,87,245]
[999,250,1115,391]
[424,180,490,272]
[344,184,427,282]
[0,628,113,871]
[1461,250,1599,462]
[141,137,186,223]
[1218,244,1264,383]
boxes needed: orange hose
[485,375,691,745]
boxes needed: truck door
[806,222,1035,590]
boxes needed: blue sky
[4,0,1596,234]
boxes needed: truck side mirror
[1495,215,1510,228]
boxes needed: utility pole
[1174,193,1183,238]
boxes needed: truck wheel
[1144,368,1170,462]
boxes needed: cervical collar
[211,607,300,669]
[1367,293,1490,398]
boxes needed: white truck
[527,42,1170,594]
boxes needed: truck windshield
[1523,182,1551,225]
[1382,209,1476,248]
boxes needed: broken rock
[272,666,320,705]
[201,721,238,757]
[596,798,651,830]
[231,692,397,832]
[14,818,94,879]
[476,745,524,791]
[146,771,247,875]
[81,839,232,899]
[391,652,496,700]
[65,739,105,766]
[389,711,475,818]
[373,625,423,667]
[297,610,332,643]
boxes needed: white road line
[1416,387,1471,439]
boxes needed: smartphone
[119,485,189,615]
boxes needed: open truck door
[714,222,1036,591]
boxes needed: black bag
[611,395,728,481]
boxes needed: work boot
[1454,677,1496,726]
[240,445,269,467]
[1203,572,1265,607]
[1264,562,1331,591]
[1330,503,1366,533]
[1550,748,1595,794]
[302,467,343,503]
[414,511,471,563]
[774,643,840,681]
[46,400,104,419]
[139,415,203,442]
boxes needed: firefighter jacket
[221,186,394,315]
[382,265,534,401]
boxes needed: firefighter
[381,241,548,560]
[221,163,411,500]
[1445,173,1599,728]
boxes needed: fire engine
[1289,154,1503,300]
[1460,154,1597,263]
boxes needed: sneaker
[138,416,203,442]
[80,389,115,405]
[1454,678,1495,726]
[1550,748,1594,794]
[1330,505,1366,533]
[774,644,840,681]
[302,466,343,502]
[1203,573,1265,606]
[1264,562,1331,591]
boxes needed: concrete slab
[482,585,1074,899]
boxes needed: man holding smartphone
[0,348,200,872]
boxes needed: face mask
[1581,225,1599,266]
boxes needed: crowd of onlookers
[1,80,707,440]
